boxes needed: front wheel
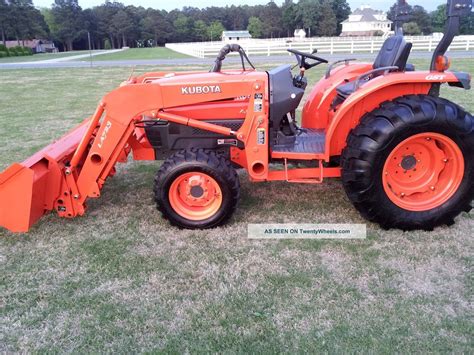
[154,149,240,229]
[341,95,474,230]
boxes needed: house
[222,31,252,41]
[340,5,392,36]
[5,39,57,53]
[293,29,306,40]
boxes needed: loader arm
[0,75,265,233]
[0,84,164,232]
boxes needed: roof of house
[222,30,252,37]
[294,29,306,34]
[342,7,392,23]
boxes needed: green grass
[0,58,473,352]
[84,47,190,61]
[0,50,93,63]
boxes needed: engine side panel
[145,119,244,159]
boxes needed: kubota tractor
[0,0,473,233]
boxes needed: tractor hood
[138,70,269,109]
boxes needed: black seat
[336,81,357,97]
[373,35,411,70]
[335,35,412,101]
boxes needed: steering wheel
[287,48,328,70]
[211,44,255,73]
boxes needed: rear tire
[154,149,240,229]
[341,95,474,230]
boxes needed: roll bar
[430,0,473,71]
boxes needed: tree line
[387,2,474,35]
[0,0,473,52]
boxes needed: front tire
[154,149,240,229]
[341,95,474,230]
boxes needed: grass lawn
[0,50,94,63]
[84,47,190,61]
[0,58,473,352]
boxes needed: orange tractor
[0,0,473,233]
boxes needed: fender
[448,71,471,89]
[302,62,373,129]
[324,70,469,160]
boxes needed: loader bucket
[0,120,90,233]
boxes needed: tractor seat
[335,35,413,101]
[336,81,357,98]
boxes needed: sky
[31,0,444,12]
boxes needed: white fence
[166,35,474,58]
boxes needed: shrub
[0,44,8,55]
[20,47,29,56]
[403,22,422,35]
[13,46,25,56]
[104,38,112,50]
[22,47,33,55]
[4,46,32,56]
[11,46,30,56]
[0,51,7,58]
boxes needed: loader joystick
[211,44,256,73]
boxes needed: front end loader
[0,0,473,233]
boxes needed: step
[271,128,325,159]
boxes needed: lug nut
[401,193,405,197]
[426,137,431,141]
[430,186,435,191]
[73,194,80,199]
[443,158,448,163]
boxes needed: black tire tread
[154,148,240,229]
[341,94,474,230]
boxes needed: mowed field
[84,47,191,61]
[0,50,93,63]
[0,58,473,352]
[0,48,187,64]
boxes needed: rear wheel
[154,149,240,229]
[341,95,474,230]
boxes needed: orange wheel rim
[382,132,464,211]
[169,172,222,221]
